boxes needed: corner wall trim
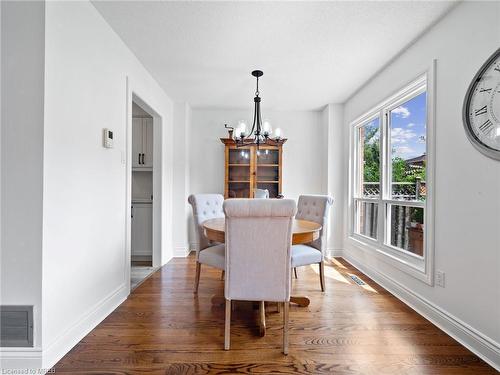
[342,252,500,372]
[173,246,190,258]
[327,248,343,258]
[42,284,128,369]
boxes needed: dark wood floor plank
[54,255,497,374]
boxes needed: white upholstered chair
[223,199,296,354]
[292,195,333,292]
[188,194,225,293]
[254,188,269,199]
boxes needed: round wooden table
[202,217,322,336]
[203,218,322,249]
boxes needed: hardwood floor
[54,255,496,374]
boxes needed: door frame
[125,77,163,294]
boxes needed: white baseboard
[0,348,43,370]
[342,251,500,372]
[326,248,343,258]
[173,246,190,257]
[41,284,128,369]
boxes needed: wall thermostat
[103,128,114,148]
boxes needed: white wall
[323,104,345,255]
[40,1,174,368]
[172,102,192,256]
[0,1,45,355]
[342,1,500,369]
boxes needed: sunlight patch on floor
[330,258,348,269]
[308,264,350,284]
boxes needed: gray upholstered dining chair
[223,198,296,354]
[291,195,333,292]
[254,188,269,199]
[188,194,225,293]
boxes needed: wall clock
[463,48,500,160]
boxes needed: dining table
[202,217,322,336]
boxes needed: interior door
[143,118,154,168]
[132,118,143,167]
[131,204,153,257]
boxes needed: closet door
[143,118,154,168]
[132,118,143,168]
[131,204,152,257]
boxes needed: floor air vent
[0,306,33,347]
[350,275,366,286]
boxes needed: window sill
[346,234,433,285]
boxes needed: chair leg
[283,302,289,355]
[221,270,225,281]
[319,261,325,292]
[259,301,266,337]
[194,262,201,294]
[294,267,298,279]
[225,299,231,350]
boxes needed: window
[353,117,380,239]
[350,73,434,282]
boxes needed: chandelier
[226,70,284,148]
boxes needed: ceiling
[93,1,456,110]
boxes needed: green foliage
[362,125,426,184]
[411,207,424,224]
[392,157,426,183]
[392,157,407,182]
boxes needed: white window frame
[347,62,436,285]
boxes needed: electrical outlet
[436,270,445,287]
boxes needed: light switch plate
[103,128,114,148]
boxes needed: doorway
[130,99,157,290]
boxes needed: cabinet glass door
[228,148,251,198]
[256,148,280,198]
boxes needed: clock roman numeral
[474,105,488,116]
[479,119,493,135]
[479,88,492,93]
[494,66,500,72]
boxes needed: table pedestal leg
[290,295,310,307]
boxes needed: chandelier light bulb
[238,121,247,137]
[262,120,272,135]
[274,127,283,139]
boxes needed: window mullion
[378,109,387,245]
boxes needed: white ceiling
[93,1,456,110]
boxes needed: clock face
[463,48,500,160]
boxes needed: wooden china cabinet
[221,138,286,199]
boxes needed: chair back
[188,194,224,253]
[295,195,333,254]
[224,199,296,302]
[254,188,269,199]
